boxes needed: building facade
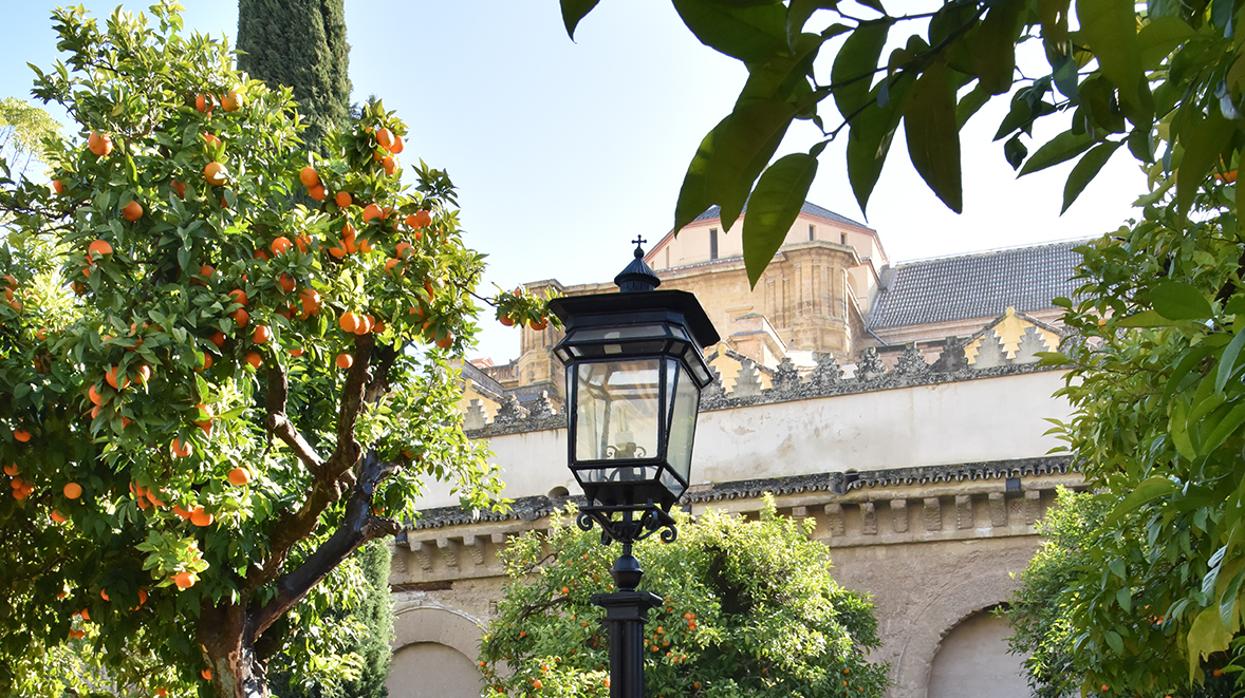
[386,204,1086,698]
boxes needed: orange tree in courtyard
[479,501,887,698]
[0,4,549,696]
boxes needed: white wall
[416,371,1070,508]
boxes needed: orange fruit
[499,314,514,327]
[251,324,272,344]
[308,184,326,201]
[270,236,293,255]
[190,507,213,527]
[394,241,414,258]
[253,248,269,261]
[245,351,263,369]
[171,179,187,199]
[335,353,354,370]
[335,191,353,207]
[376,128,396,150]
[203,161,228,186]
[173,504,192,520]
[133,364,152,386]
[13,429,32,443]
[290,347,304,357]
[87,239,113,261]
[409,209,432,228]
[299,288,322,317]
[220,90,243,112]
[201,132,221,147]
[121,200,143,222]
[362,203,383,223]
[198,263,215,280]
[199,353,214,371]
[210,331,227,348]
[87,132,113,157]
[354,315,373,336]
[299,166,320,188]
[436,333,453,349]
[328,245,346,259]
[381,155,397,176]
[232,307,250,328]
[3,464,16,477]
[384,258,401,275]
[173,571,195,590]
[390,134,404,154]
[339,311,362,334]
[99,589,109,602]
[194,93,213,113]
[170,438,192,459]
[63,482,83,499]
[229,288,248,306]
[227,467,250,486]
[200,667,212,681]
[530,318,549,331]
[105,366,129,390]
[50,509,67,524]
[294,233,312,253]
[278,273,296,293]
[52,179,65,194]
[88,385,105,406]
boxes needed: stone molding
[396,460,1083,584]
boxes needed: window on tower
[710,228,719,260]
[808,224,816,241]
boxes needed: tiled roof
[867,240,1084,331]
[693,201,869,229]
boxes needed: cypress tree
[236,0,352,150]
[338,541,394,698]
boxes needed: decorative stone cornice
[465,345,1062,438]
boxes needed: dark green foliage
[237,0,352,151]
[338,540,393,698]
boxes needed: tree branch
[248,451,399,641]
[264,361,324,473]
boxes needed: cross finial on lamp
[631,236,647,258]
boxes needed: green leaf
[846,77,910,214]
[559,0,601,39]
[903,61,962,212]
[1075,0,1142,107]
[1170,400,1197,460]
[673,99,797,233]
[1216,330,1245,393]
[1105,628,1125,653]
[831,21,889,120]
[1115,309,1174,327]
[1106,475,1176,524]
[968,0,1024,94]
[1176,108,1232,213]
[1137,15,1194,69]
[1151,280,1211,320]
[671,0,788,63]
[956,83,991,128]
[1019,129,1095,176]
[1199,401,1245,455]
[1188,605,1237,679]
[786,0,833,49]
[1115,588,1132,613]
[742,153,818,287]
[1061,140,1122,212]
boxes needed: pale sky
[0,2,1146,362]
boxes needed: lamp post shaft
[592,546,661,698]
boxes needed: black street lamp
[547,237,719,698]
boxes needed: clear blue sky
[0,2,1145,362]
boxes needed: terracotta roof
[693,201,868,229]
[868,240,1084,331]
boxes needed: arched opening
[547,485,570,500]
[388,605,486,697]
[928,608,1029,698]
[386,642,483,697]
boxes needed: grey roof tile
[693,201,869,229]
[867,240,1084,330]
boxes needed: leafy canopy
[0,3,551,695]
[479,501,888,698]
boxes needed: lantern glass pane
[574,359,662,464]
[665,360,700,483]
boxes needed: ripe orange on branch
[87,131,113,157]
[120,200,143,222]
[203,161,228,186]
[298,166,320,188]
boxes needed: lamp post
[547,237,719,698]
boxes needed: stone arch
[890,564,1018,698]
[928,606,1028,697]
[388,605,486,698]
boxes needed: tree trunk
[199,603,270,698]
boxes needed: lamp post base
[592,589,662,698]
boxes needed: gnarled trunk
[199,603,269,698]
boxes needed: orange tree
[0,4,549,696]
[478,501,887,698]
